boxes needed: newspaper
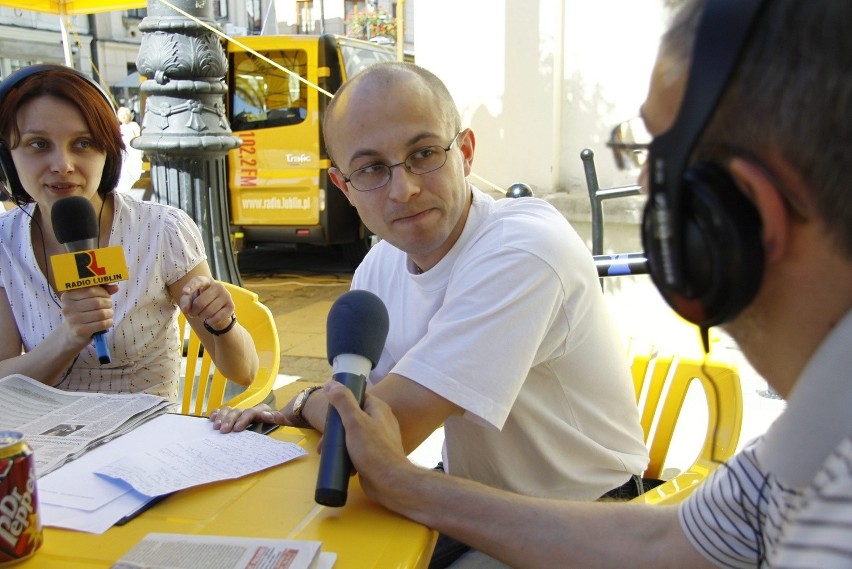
[0,374,174,477]
[110,533,336,569]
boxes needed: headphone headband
[646,0,766,292]
[641,0,770,333]
[0,64,114,113]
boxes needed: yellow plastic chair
[629,351,743,505]
[176,282,280,417]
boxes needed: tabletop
[21,426,437,568]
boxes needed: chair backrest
[176,282,280,417]
[630,350,743,505]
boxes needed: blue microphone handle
[92,331,111,364]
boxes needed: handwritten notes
[96,430,307,497]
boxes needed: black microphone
[51,196,111,364]
[315,289,389,507]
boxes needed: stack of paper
[111,533,336,569]
[0,374,174,476]
[37,413,307,533]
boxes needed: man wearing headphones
[322,0,852,567]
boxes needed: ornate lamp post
[133,0,242,284]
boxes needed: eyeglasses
[339,130,463,192]
[606,117,651,171]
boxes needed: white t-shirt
[353,187,648,499]
[680,310,852,568]
[0,192,206,399]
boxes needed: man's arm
[211,371,461,453]
[301,372,461,454]
[324,382,712,569]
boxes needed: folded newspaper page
[111,533,336,569]
[0,374,174,477]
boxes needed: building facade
[0,0,413,116]
[1,0,664,247]
[414,0,666,202]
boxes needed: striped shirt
[680,310,852,568]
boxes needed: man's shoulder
[473,196,577,253]
[491,195,565,222]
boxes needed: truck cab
[226,34,395,266]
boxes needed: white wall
[415,0,667,195]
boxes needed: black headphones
[641,0,767,329]
[0,64,117,204]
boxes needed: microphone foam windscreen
[326,289,389,368]
[51,196,98,244]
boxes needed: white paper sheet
[95,428,307,496]
[109,533,330,569]
[38,414,305,534]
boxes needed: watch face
[294,391,307,410]
[294,387,314,415]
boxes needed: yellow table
[22,427,437,568]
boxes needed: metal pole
[396,0,405,61]
[59,13,74,67]
[134,0,243,285]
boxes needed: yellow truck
[226,34,396,266]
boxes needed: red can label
[0,432,42,565]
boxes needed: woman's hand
[178,276,235,331]
[59,283,118,350]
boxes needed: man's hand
[209,404,288,433]
[323,381,417,500]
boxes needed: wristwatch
[203,313,237,336]
[290,385,322,428]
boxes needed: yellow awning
[0,1,148,67]
[0,1,146,16]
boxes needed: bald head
[323,62,461,165]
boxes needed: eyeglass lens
[350,145,449,191]
[607,117,651,171]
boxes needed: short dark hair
[664,0,852,257]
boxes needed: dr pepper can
[0,432,42,565]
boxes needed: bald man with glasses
[212,61,647,568]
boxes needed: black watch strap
[203,313,237,336]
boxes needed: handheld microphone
[315,289,389,507]
[50,196,128,365]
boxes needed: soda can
[0,432,42,565]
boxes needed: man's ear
[728,157,790,262]
[328,167,353,203]
[457,128,475,176]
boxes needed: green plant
[345,7,397,43]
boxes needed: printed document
[111,533,336,569]
[38,413,307,534]
[0,374,173,476]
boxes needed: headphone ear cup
[0,143,23,203]
[644,162,765,327]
